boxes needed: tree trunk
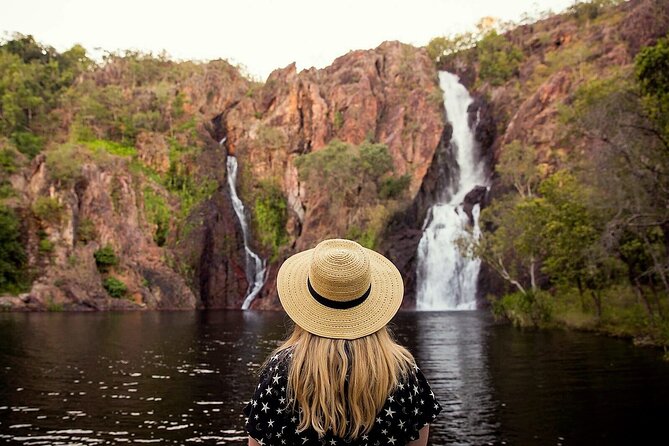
[635,279,655,321]
[590,290,602,321]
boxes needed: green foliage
[635,34,669,135]
[379,174,411,199]
[490,291,553,327]
[426,33,477,63]
[46,298,63,312]
[84,139,137,157]
[0,34,92,158]
[38,238,54,253]
[333,110,344,130]
[76,217,97,244]
[476,31,524,86]
[567,0,623,24]
[142,187,170,246]
[45,144,87,185]
[11,131,44,158]
[102,276,127,298]
[295,140,401,206]
[94,245,118,272]
[253,180,288,260]
[0,205,27,293]
[496,140,542,197]
[346,225,377,250]
[31,196,64,224]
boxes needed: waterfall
[223,141,267,310]
[415,71,489,311]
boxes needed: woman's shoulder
[384,364,443,441]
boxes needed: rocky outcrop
[215,42,445,308]
[0,151,197,311]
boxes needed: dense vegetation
[295,139,410,249]
[0,33,232,295]
[459,29,669,351]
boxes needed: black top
[243,349,443,446]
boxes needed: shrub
[253,180,288,260]
[379,174,411,199]
[31,196,64,224]
[476,31,524,86]
[294,140,399,205]
[490,290,554,327]
[76,217,97,244]
[0,145,20,174]
[84,139,137,157]
[38,238,54,252]
[45,144,85,185]
[11,131,43,159]
[94,244,118,272]
[142,187,170,246]
[0,205,27,293]
[103,276,127,298]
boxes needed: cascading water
[415,71,489,311]
[222,139,268,310]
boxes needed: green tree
[476,31,524,86]
[0,205,27,293]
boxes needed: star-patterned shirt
[243,349,442,446]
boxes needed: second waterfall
[415,71,489,311]
[225,152,268,310]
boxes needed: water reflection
[1,311,668,445]
[393,311,500,445]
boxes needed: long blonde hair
[263,323,415,440]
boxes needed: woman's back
[243,348,441,446]
[242,239,442,445]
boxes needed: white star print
[268,419,274,427]
[272,375,280,384]
[261,402,270,413]
[381,428,388,435]
[413,407,420,415]
[398,420,405,428]
[376,417,383,424]
[388,395,394,402]
[388,436,397,444]
[329,440,337,445]
[265,386,273,395]
[257,439,265,446]
[384,407,395,418]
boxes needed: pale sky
[1,0,576,81]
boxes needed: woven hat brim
[276,247,404,340]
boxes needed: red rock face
[218,42,445,308]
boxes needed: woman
[243,239,442,446]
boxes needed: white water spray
[415,72,489,311]
[222,139,267,310]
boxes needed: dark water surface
[0,310,668,445]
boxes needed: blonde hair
[263,323,415,440]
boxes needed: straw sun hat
[277,238,404,340]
